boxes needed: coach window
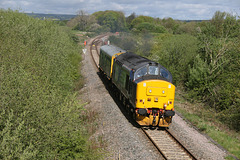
[114,65,120,81]
[125,75,129,91]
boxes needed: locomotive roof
[100,45,126,57]
[115,52,156,71]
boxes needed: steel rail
[89,34,110,69]
[165,129,197,160]
[141,127,197,160]
[89,37,100,69]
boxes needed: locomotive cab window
[134,66,147,80]
[160,68,169,80]
[148,66,159,75]
[134,65,158,80]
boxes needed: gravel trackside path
[169,113,227,160]
[79,37,228,160]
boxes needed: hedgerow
[0,10,100,159]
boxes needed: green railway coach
[99,45,126,79]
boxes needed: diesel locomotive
[99,45,175,128]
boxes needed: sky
[0,0,239,20]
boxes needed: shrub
[0,10,100,159]
[151,34,198,85]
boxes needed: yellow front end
[135,80,175,127]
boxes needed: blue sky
[0,0,239,20]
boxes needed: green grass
[175,91,240,159]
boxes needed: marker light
[163,103,167,109]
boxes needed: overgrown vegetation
[174,93,240,159]
[0,10,101,159]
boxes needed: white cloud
[0,0,239,19]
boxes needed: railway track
[89,35,198,160]
[142,128,197,160]
[89,34,110,68]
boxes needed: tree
[210,11,240,38]
[211,11,226,37]
[93,10,127,32]
[75,10,89,31]
[134,22,167,33]
[151,34,198,85]
[126,12,136,28]
[67,10,96,31]
[186,11,240,131]
[161,18,180,34]
[178,22,197,35]
[130,15,154,29]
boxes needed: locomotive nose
[147,87,167,97]
[135,80,175,127]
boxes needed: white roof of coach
[100,45,126,57]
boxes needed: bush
[0,10,100,159]
[185,11,240,130]
[135,22,167,33]
[109,33,137,52]
[150,34,198,85]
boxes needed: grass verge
[175,90,240,159]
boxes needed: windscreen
[148,66,159,75]
[160,68,171,82]
[134,66,147,79]
[134,64,172,82]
